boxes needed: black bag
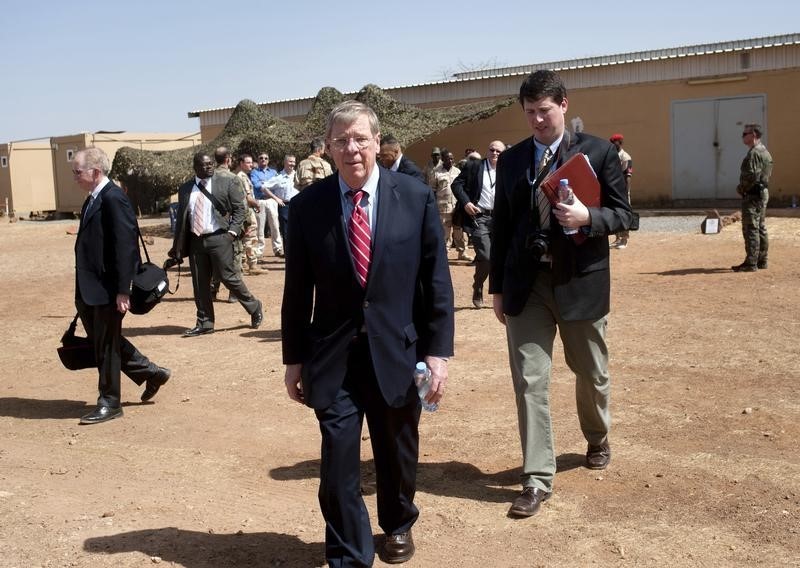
[130,229,170,315]
[57,313,96,370]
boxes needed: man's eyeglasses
[258,156,269,160]
[329,136,374,151]
[72,168,92,175]
[488,148,503,154]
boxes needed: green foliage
[110,86,513,213]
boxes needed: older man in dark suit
[169,152,263,337]
[72,147,170,425]
[491,70,635,517]
[282,101,454,566]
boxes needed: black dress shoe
[80,406,123,425]
[731,262,757,272]
[183,326,214,337]
[141,367,171,402]
[251,301,263,329]
[508,487,551,517]
[383,530,415,564]
[472,287,483,309]
[586,442,611,470]
[757,259,768,269]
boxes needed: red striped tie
[348,190,371,287]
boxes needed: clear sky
[1,1,797,142]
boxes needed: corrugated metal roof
[187,33,800,117]
[451,33,800,79]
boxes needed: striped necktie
[192,181,207,236]
[536,147,553,230]
[347,190,371,287]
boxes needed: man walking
[453,140,506,307]
[169,152,263,337]
[72,147,170,424]
[282,101,454,566]
[732,124,773,272]
[490,70,634,517]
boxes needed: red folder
[540,153,601,208]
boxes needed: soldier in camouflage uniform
[732,124,773,272]
[236,154,263,275]
[294,137,333,191]
[431,149,470,260]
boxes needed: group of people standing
[71,66,771,567]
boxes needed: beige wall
[0,140,56,216]
[51,132,202,213]
[406,68,800,205]
[0,147,10,214]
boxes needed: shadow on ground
[84,528,325,568]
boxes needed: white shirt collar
[90,176,110,199]
[533,134,563,157]
[390,154,402,172]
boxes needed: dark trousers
[189,232,260,329]
[76,296,157,408]
[278,203,289,245]
[315,337,421,567]
[470,214,492,291]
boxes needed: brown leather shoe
[508,487,551,517]
[586,442,611,469]
[383,530,415,564]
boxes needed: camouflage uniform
[237,170,260,272]
[294,155,332,191]
[737,141,773,267]
[430,163,466,252]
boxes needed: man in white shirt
[264,154,297,247]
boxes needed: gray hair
[324,100,380,140]
[74,147,110,175]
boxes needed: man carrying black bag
[72,147,170,424]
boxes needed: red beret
[609,133,624,142]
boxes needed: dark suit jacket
[282,166,454,409]
[490,131,635,320]
[397,155,426,183]
[451,158,488,232]
[171,172,246,259]
[75,181,139,305]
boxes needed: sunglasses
[741,132,753,137]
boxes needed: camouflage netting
[111,85,514,213]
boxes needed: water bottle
[413,362,438,412]
[558,179,579,235]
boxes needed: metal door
[672,95,766,199]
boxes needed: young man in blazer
[282,101,454,566]
[72,147,170,424]
[490,70,635,517]
[169,152,263,336]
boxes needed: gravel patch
[637,215,705,233]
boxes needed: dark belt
[479,207,493,215]
[196,229,226,238]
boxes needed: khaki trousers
[505,269,611,492]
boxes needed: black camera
[163,257,182,270]
[525,232,550,258]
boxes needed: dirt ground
[0,214,798,568]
